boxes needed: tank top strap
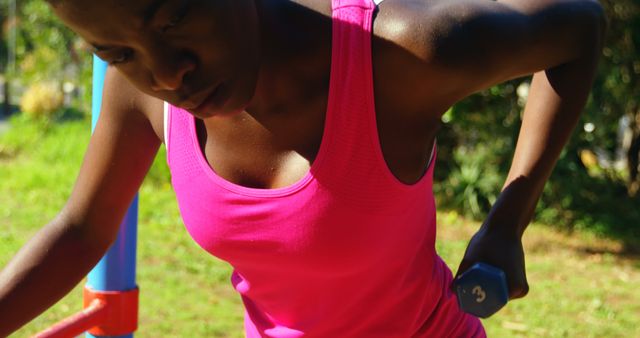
[332,0,377,10]
[316,0,429,198]
[165,101,197,173]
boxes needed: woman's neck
[247,0,333,118]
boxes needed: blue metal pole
[86,57,138,338]
[90,58,108,132]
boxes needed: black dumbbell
[453,263,509,318]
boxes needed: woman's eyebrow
[142,0,170,25]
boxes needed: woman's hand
[453,225,529,300]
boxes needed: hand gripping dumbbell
[453,263,509,318]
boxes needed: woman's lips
[192,85,220,110]
[189,82,230,116]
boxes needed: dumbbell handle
[453,263,509,318]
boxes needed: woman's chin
[193,103,245,119]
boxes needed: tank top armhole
[426,139,437,176]
[163,101,171,164]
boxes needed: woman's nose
[150,55,196,92]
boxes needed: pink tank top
[165,0,485,336]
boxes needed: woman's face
[52,0,262,118]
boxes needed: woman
[0,0,605,336]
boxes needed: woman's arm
[428,0,606,100]
[421,0,607,299]
[454,50,604,299]
[0,67,162,336]
[488,48,603,239]
[380,0,606,298]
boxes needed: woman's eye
[109,49,133,65]
[161,4,189,33]
[161,14,184,32]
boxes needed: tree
[0,0,92,116]
[595,0,640,196]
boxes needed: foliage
[435,0,640,247]
[19,82,63,121]
[435,144,503,218]
[537,151,640,247]
[0,0,92,115]
[595,0,640,194]
[435,79,525,219]
[14,1,75,81]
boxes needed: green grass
[436,211,640,337]
[2,117,639,337]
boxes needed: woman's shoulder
[372,0,604,108]
[103,66,165,143]
[369,0,486,115]
[372,0,526,84]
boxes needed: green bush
[537,150,640,248]
[20,82,64,122]
[435,144,503,219]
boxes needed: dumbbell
[453,263,509,318]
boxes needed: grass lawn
[1,118,639,337]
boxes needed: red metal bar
[33,299,108,338]
[83,286,139,336]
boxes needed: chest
[189,89,440,190]
[177,183,436,272]
[149,1,448,189]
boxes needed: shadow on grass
[56,107,87,122]
[0,104,20,119]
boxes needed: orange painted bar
[33,299,108,338]
[83,286,139,336]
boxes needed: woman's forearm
[0,215,109,336]
[484,27,604,238]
